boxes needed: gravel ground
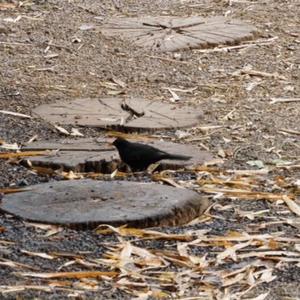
[0,0,299,298]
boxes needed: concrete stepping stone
[0,180,210,228]
[33,97,202,132]
[22,138,213,172]
[100,16,257,52]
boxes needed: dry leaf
[24,222,63,237]
[282,196,300,216]
[96,225,193,241]
[217,148,226,158]
[217,241,252,264]
[0,142,19,150]
[20,250,55,260]
[31,166,56,176]
[18,271,118,279]
[112,77,126,88]
[154,176,184,188]
[70,128,84,136]
[0,151,49,159]
[0,285,53,294]
[132,245,165,268]
[257,268,276,283]
[60,170,83,180]
[54,125,70,135]
[167,88,180,102]
[236,209,269,220]
[0,3,17,10]
[201,187,290,202]
[244,292,270,300]
[0,110,32,118]
[222,272,245,287]
[0,259,37,270]
[0,187,30,194]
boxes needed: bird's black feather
[112,137,191,171]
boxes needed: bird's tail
[163,153,192,161]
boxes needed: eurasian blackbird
[112,137,191,171]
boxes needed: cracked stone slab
[32,98,202,132]
[22,138,213,172]
[0,180,210,228]
[100,16,257,52]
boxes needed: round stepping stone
[23,138,118,172]
[22,138,213,172]
[0,180,210,228]
[33,97,201,132]
[100,16,257,52]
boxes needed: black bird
[112,137,191,172]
